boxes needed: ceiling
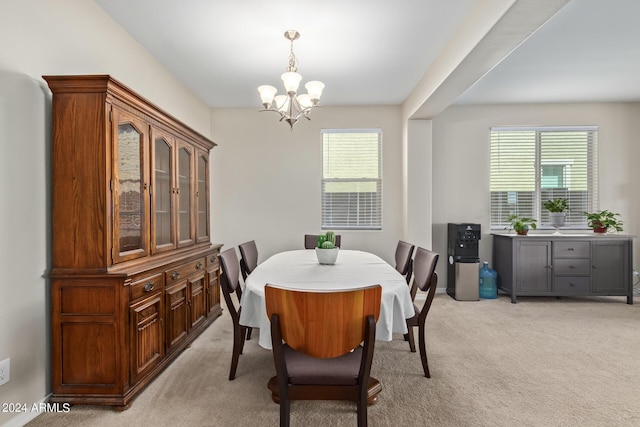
[93,0,640,111]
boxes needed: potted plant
[506,215,537,235]
[583,210,623,233]
[543,198,569,231]
[315,231,339,264]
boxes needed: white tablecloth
[239,249,415,349]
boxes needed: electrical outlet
[0,358,10,385]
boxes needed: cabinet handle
[567,247,574,251]
[592,265,598,269]
[196,262,203,270]
[569,282,576,287]
[143,281,155,292]
[210,256,216,262]
[569,265,575,269]
[171,271,180,280]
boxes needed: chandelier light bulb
[281,72,302,94]
[258,85,278,108]
[305,81,325,103]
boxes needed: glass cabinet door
[196,151,209,243]
[112,108,149,262]
[177,144,194,247]
[151,129,176,253]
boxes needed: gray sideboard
[491,233,633,304]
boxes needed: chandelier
[258,30,325,130]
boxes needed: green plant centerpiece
[543,198,569,213]
[315,231,339,264]
[583,210,623,233]
[507,215,537,235]
[543,198,568,233]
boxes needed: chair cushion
[283,344,362,386]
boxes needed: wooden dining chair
[238,240,258,281]
[405,247,439,378]
[218,247,251,380]
[265,284,382,427]
[394,240,415,285]
[238,240,258,340]
[304,234,341,249]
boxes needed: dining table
[239,249,416,350]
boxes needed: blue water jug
[479,261,498,299]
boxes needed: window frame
[321,128,383,231]
[490,126,598,230]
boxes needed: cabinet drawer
[165,257,206,285]
[206,253,220,271]
[554,277,590,294]
[554,258,590,275]
[553,241,590,258]
[130,273,163,302]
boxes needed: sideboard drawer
[554,277,590,294]
[553,241,590,258]
[165,257,206,285]
[130,273,163,302]
[554,258,591,275]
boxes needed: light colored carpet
[27,294,640,426]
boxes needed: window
[490,126,597,229]
[321,129,382,230]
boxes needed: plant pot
[516,228,529,235]
[315,247,339,265]
[549,212,566,228]
[592,221,607,233]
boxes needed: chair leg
[246,327,253,340]
[418,322,430,378]
[406,325,416,353]
[279,394,290,427]
[229,325,246,380]
[357,397,368,427]
[240,326,247,353]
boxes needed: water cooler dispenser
[447,223,481,301]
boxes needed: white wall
[0,1,212,426]
[431,102,640,282]
[210,105,404,264]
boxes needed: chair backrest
[304,234,342,249]
[394,240,415,280]
[238,240,258,280]
[412,247,439,315]
[265,284,381,358]
[218,248,242,318]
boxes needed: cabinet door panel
[166,281,189,351]
[112,108,150,263]
[592,241,629,293]
[196,151,210,243]
[177,144,194,247]
[516,241,552,293]
[130,293,164,384]
[151,129,176,253]
[190,274,207,329]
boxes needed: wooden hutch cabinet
[45,75,222,409]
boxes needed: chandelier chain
[287,39,297,73]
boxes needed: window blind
[321,129,382,230]
[490,126,597,229]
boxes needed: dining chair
[405,247,439,378]
[394,240,415,285]
[238,240,258,340]
[304,234,341,249]
[238,240,258,281]
[265,284,382,427]
[218,247,251,380]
